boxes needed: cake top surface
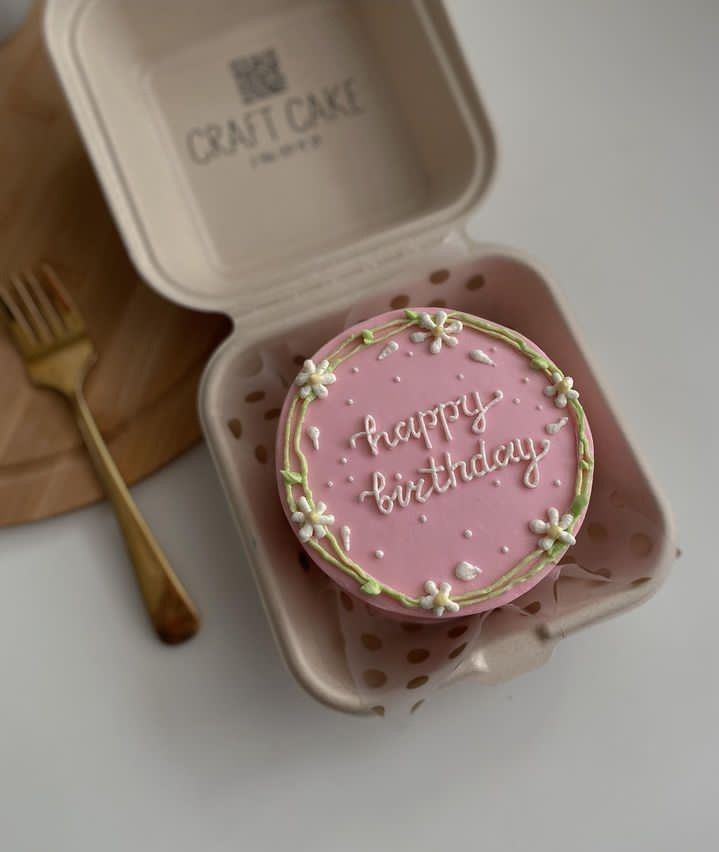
[276,308,593,618]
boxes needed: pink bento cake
[276,307,594,620]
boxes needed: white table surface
[2,2,716,850]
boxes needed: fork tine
[0,282,39,344]
[23,269,66,337]
[39,263,85,329]
[12,274,53,343]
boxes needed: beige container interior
[45,0,674,714]
[47,0,492,312]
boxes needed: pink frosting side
[276,308,593,619]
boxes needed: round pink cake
[276,308,594,619]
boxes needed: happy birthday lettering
[348,388,552,515]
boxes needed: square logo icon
[229,48,287,105]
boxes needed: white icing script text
[359,437,552,514]
[350,390,504,455]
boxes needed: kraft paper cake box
[46,0,675,713]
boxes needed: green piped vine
[282,310,594,611]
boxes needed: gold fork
[0,264,200,644]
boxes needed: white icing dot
[522,376,530,384]
[469,349,495,366]
[455,561,481,581]
[374,550,384,559]
[500,545,510,554]
[489,346,496,353]
[307,426,320,451]
[406,351,415,358]
[457,373,465,380]
[339,457,349,465]
[392,376,401,383]
[553,479,562,487]
[463,529,473,539]
[419,514,428,524]
[513,397,521,405]
[492,479,501,487]
[377,341,399,361]
[346,475,355,483]
[326,481,334,488]
[346,399,355,406]
[350,366,360,374]
[535,404,543,411]
[394,473,403,481]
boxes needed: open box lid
[45,0,495,315]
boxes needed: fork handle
[70,391,200,644]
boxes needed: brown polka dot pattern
[406,648,430,664]
[228,418,242,439]
[400,622,423,633]
[292,354,308,367]
[297,550,311,573]
[449,642,467,659]
[254,445,268,464]
[406,675,429,690]
[587,522,608,542]
[264,408,281,421]
[363,669,388,689]
[390,294,410,309]
[428,298,447,308]
[466,274,485,291]
[447,624,468,639]
[339,592,354,612]
[361,633,383,651]
[523,601,542,615]
[430,269,450,284]
[371,706,385,717]
[245,390,265,403]
[410,700,425,714]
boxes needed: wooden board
[0,5,230,526]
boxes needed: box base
[201,246,674,713]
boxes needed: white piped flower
[291,496,335,542]
[544,371,579,408]
[529,507,576,552]
[295,359,336,400]
[410,311,463,355]
[420,580,460,616]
